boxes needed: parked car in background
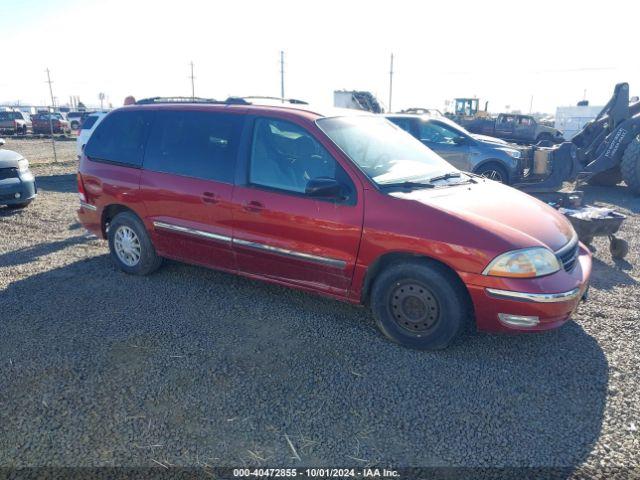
[386,114,526,184]
[0,111,31,135]
[76,112,108,158]
[77,99,591,350]
[457,113,564,145]
[0,138,36,208]
[31,112,71,135]
[66,111,92,130]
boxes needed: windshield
[317,116,456,186]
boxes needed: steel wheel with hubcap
[113,225,141,267]
[371,261,470,350]
[389,281,440,334]
[107,211,163,275]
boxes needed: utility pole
[280,51,285,103]
[45,68,58,163]
[388,53,394,113]
[529,95,534,114]
[189,61,195,100]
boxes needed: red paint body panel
[139,171,235,270]
[77,103,593,336]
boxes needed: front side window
[317,116,454,186]
[249,118,349,195]
[144,110,242,183]
[419,121,463,145]
[84,110,152,167]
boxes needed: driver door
[231,117,364,296]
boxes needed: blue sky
[2,0,638,113]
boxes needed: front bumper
[461,244,592,333]
[0,172,37,205]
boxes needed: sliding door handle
[243,200,265,213]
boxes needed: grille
[556,236,579,272]
[0,167,18,180]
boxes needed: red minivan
[77,98,591,349]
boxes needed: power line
[388,53,394,113]
[280,51,285,103]
[189,61,195,100]
[45,68,58,163]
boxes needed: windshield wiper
[379,181,436,190]
[429,172,462,182]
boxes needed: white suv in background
[76,112,108,158]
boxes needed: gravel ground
[0,143,638,476]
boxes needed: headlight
[483,247,560,278]
[17,158,29,173]
[499,148,521,159]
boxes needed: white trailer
[555,105,603,140]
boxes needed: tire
[6,200,32,209]
[107,211,162,275]
[610,237,629,260]
[474,162,509,184]
[370,261,470,350]
[621,136,640,195]
[587,167,623,187]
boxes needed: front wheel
[475,162,509,184]
[370,261,470,350]
[107,211,162,275]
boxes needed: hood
[471,133,508,145]
[0,148,23,168]
[391,179,575,252]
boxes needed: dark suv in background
[386,114,527,184]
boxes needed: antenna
[45,68,58,162]
[189,61,196,100]
[280,51,285,103]
[388,53,394,113]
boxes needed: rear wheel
[621,136,640,194]
[370,261,470,350]
[475,162,509,184]
[587,167,623,187]
[107,211,162,275]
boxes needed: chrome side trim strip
[486,287,581,303]
[153,221,231,244]
[79,201,97,211]
[233,238,347,269]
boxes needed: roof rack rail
[224,96,309,105]
[135,96,221,105]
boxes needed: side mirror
[305,177,347,200]
[0,138,5,147]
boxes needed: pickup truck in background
[453,113,564,145]
[0,111,31,135]
[31,112,71,135]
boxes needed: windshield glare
[317,116,456,185]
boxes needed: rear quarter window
[84,110,152,167]
[143,110,243,183]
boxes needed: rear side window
[81,115,99,130]
[0,112,10,121]
[143,110,242,183]
[85,110,152,167]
